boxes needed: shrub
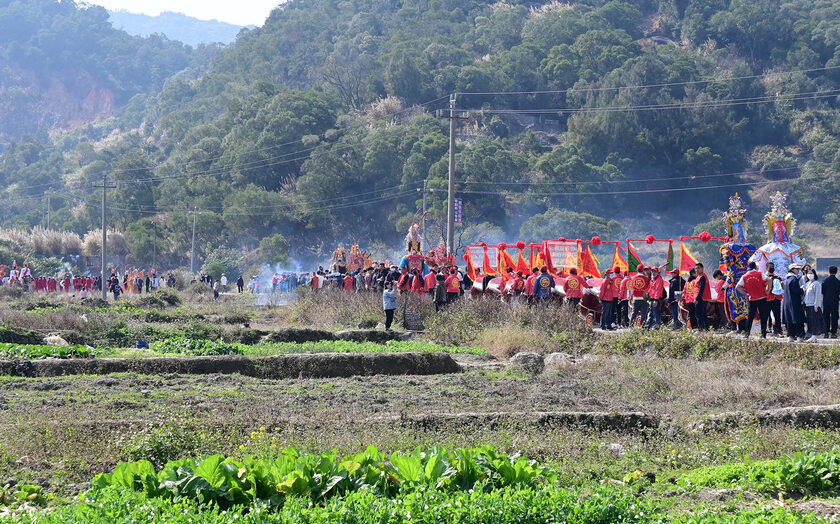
[152,288,182,306]
[122,423,203,469]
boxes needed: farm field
[1,289,840,521]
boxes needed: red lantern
[645,235,656,244]
[591,236,602,246]
[699,231,712,243]
[516,241,526,250]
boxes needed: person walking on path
[765,263,784,337]
[629,265,650,328]
[237,275,244,293]
[383,281,398,332]
[735,261,770,338]
[598,270,615,330]
[667,269,685,330]
[803,267,824,339]
[433,273,447,312]
[534,266,556,307]
[563,268,590,310]
[694,263,711,331]
[822,266,840,339]
[783,264,808,342]
[645,266,665,330]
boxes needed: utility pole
[447,94,456,256]
[46,192,50,230]
[95,175,116,301]
[190,206,197,274]
[421,178,427,248]
[436,95,468,255]
[152,222,157,269]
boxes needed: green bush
[123,424,204,469]
[152,288,182,307]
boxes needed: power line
[458,166,800,186]
[451,180,773,197]
[456,64,840,97]
[473,89,840,115]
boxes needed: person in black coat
[783,264,806,341]
[823,265,840,338]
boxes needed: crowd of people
[316,257,838,342]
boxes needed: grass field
[0,289,839,521]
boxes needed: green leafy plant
[0,342,93,360]
[90,445,556,511]
[150,338,242,356]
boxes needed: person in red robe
[424,268,438,298]
[410,269,425,296]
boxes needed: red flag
[482,246,497,276]
[463,253,476,281]
[611,244,627,273]
[679,240,698,276]
[516,247,529,274]
[581,245,602,278]
[499,247,516,280]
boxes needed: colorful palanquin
[749,192,806,276]
[427,240,456,268]
[719,193,756,323]
[347,244,371,272]
[399,223,429,275]
[332,244,348,273]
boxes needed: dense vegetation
[2,0,840,269]
[108,10,248,47]
[0,0,213,145]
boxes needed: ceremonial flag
[463,253,476,281]
[482,246,497,276]
[530,246,544,271]
[516,248,529,274]
[581,245,601,278]
[627,242,643,273]
[665,241,675,272]
[499,247,516,280]
[611,244,628,273]
[679,239,698,275]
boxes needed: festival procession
[0,191,834,342]
[306,192,836,342]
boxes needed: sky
[84,1,281,26]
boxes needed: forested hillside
[0,0,213,144]
[3,0,840,270]
[108,10,249,47]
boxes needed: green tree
[520,209,623,243]
[259,234,290,266]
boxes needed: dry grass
[82,229,129,256]
[565,354,840,420]
[426,299,593,352]
[0,227,83,256]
